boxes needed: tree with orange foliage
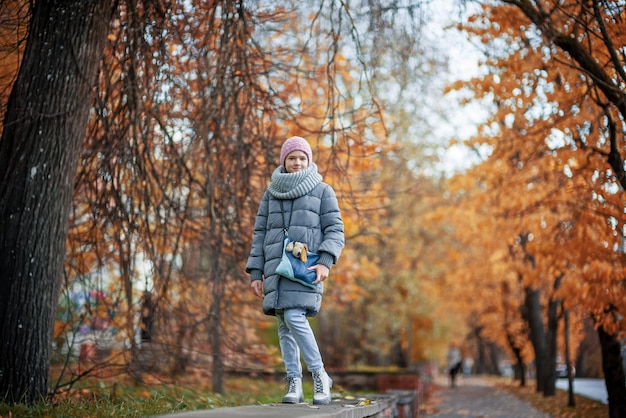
[0,0,493,406]
[454,1,625,415]
[56,0,411,396]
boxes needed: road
[555,378,608,404]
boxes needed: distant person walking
[447,344,462,387]
[246,136,345,405]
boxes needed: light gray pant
[277,308,323,378]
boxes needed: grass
[0,376,289,418]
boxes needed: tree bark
[0,0,115,403]
[597,326,626,418]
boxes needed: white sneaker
[312,369,332,405]
[281,377,303,403]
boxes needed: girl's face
[284,151,309,173]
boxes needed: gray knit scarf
[268,163,323,200]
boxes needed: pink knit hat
[280,136,312,167]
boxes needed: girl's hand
[251,280,264,299]
[310,264,330,285]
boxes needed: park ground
[0,373,609,417]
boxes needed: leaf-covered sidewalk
[420,376,551,418]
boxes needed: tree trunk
[523,286,547,393]
[543,274,562,397]
[543,295,558,396]
[209,255,224,394]
[563,306,575,407]
[517,362,527,387]
[506,332,526,386]
[597,326,626,418]
[473,327,489,374]
[0,0,114,403]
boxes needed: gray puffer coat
[246,181,344,317]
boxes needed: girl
[246,136,344,404]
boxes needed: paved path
[421,376,551,418]
[155,392,404,418]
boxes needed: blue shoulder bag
[274,200,320,288]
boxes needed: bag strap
[279,200,291,236]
